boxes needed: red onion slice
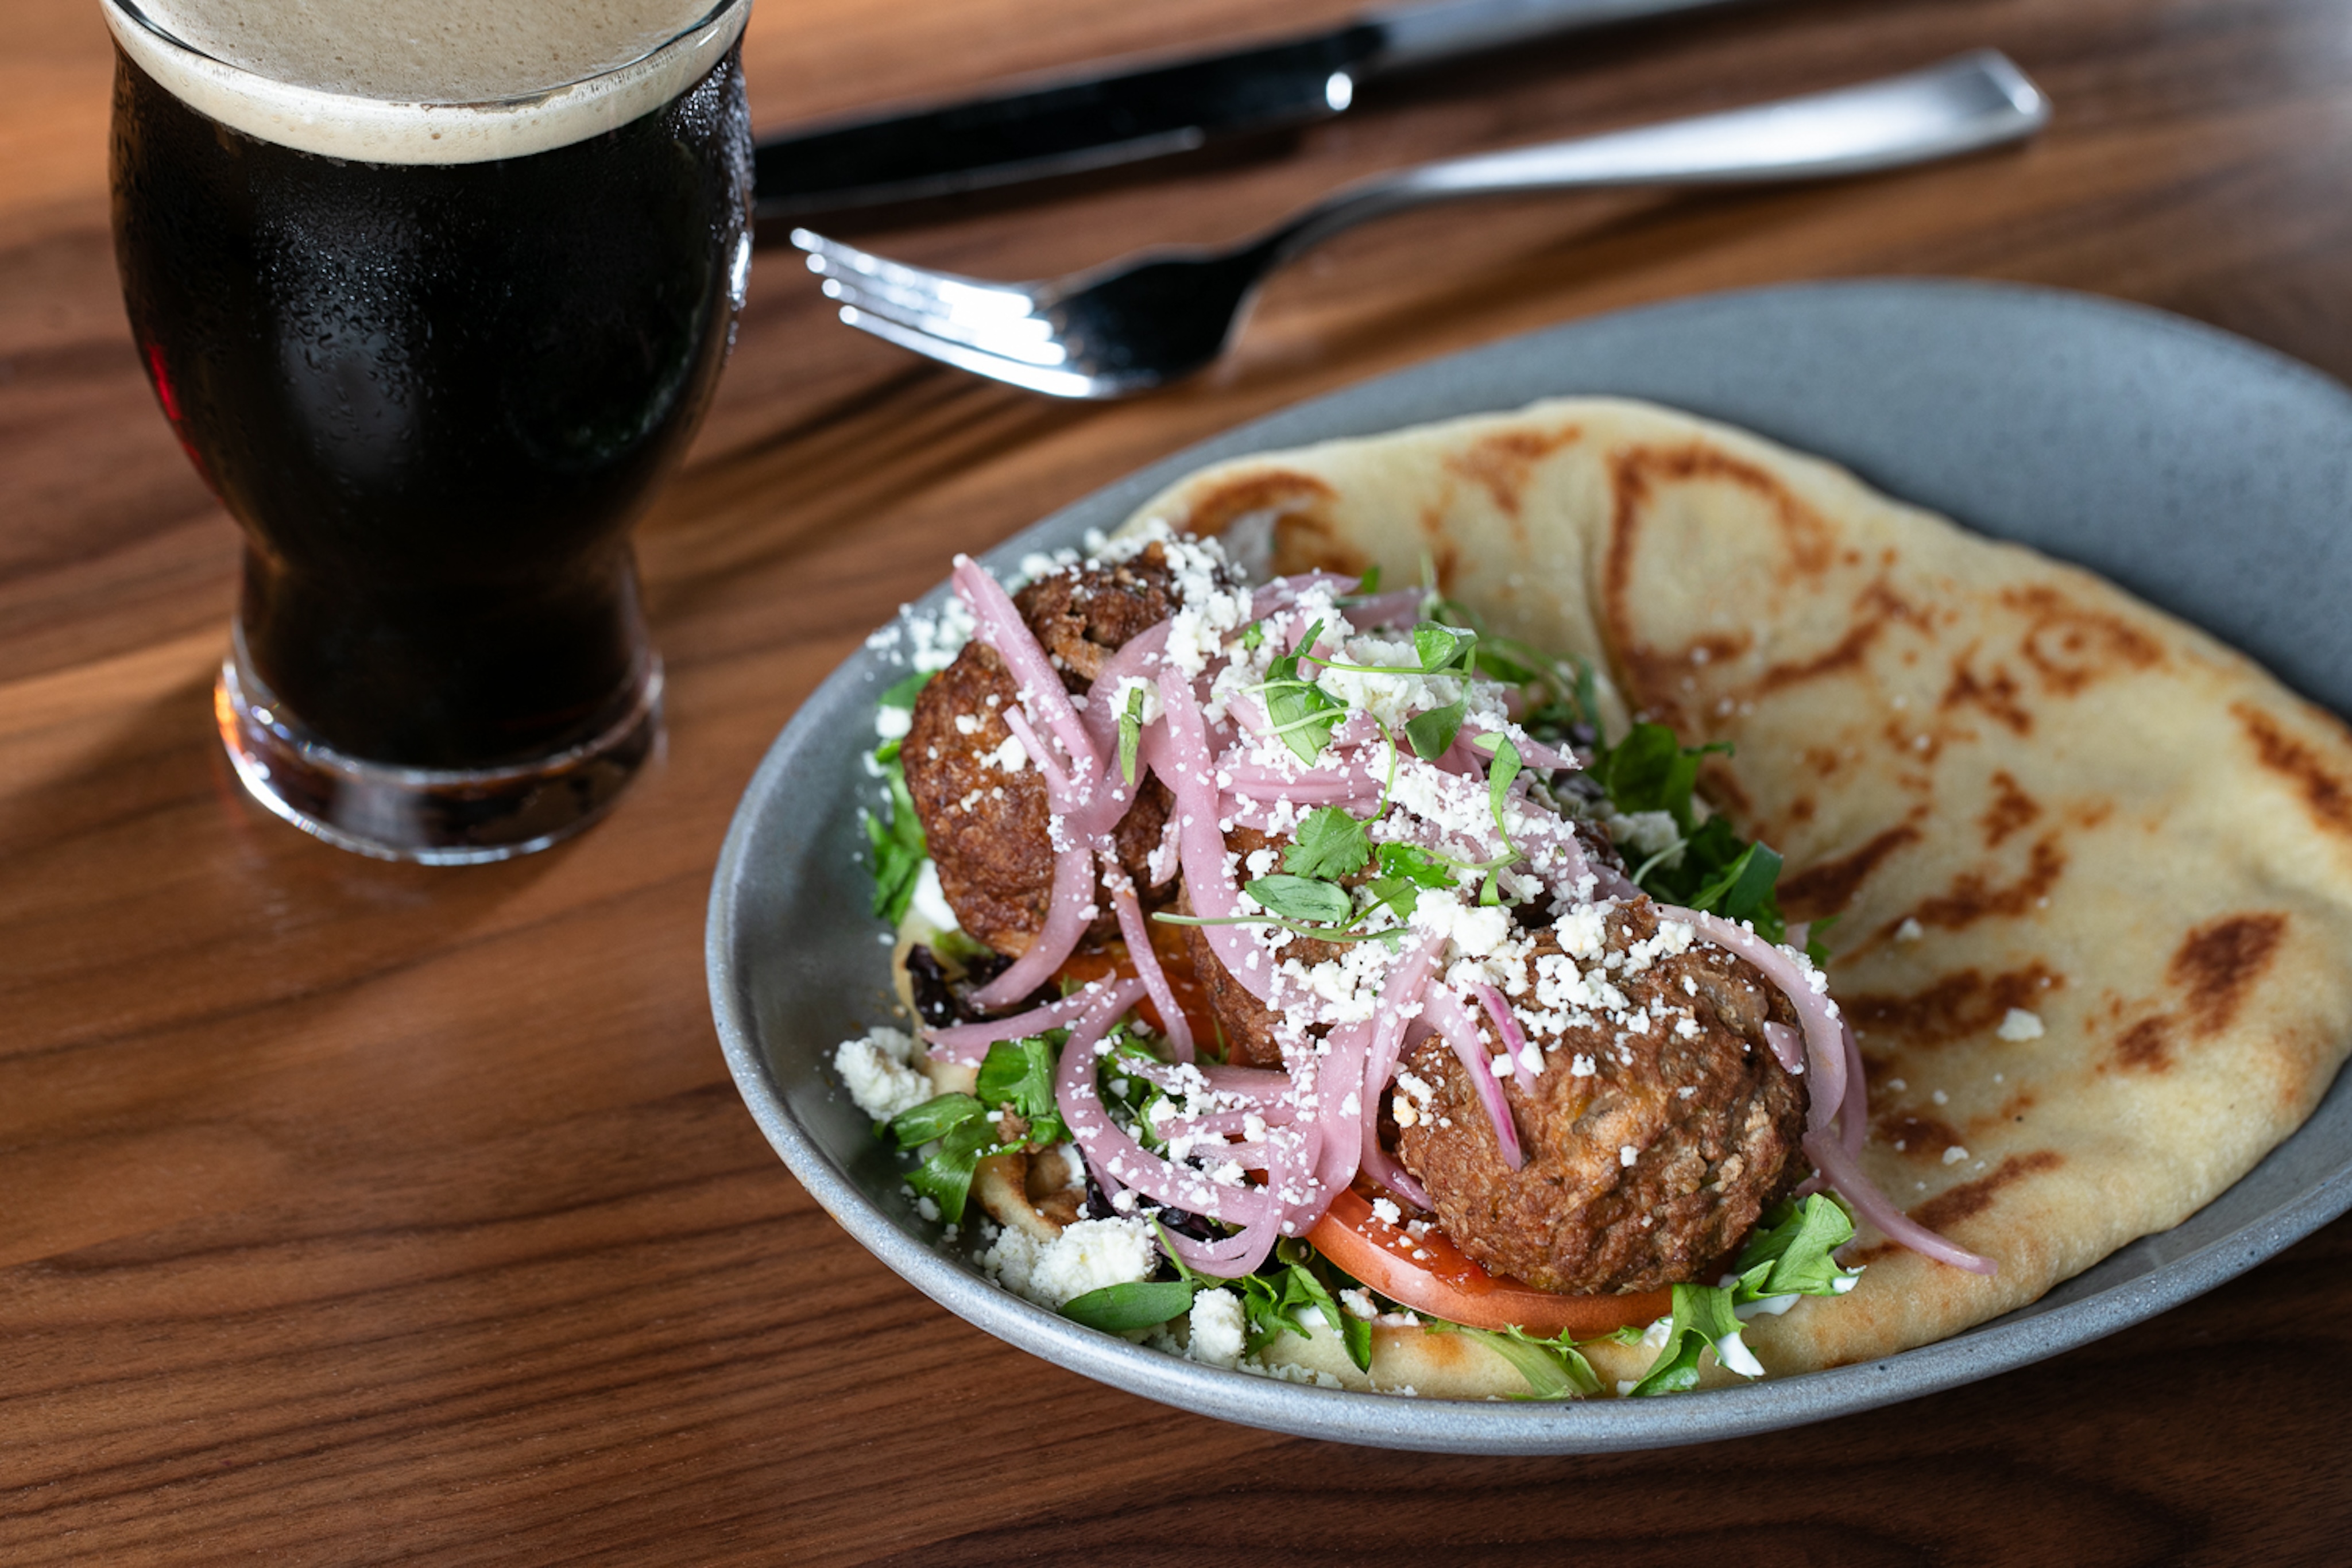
[924,978,1131,1065]
[1157,667,1271,1001]
[1805,1126,1997,1275]
[1423,986,1525,1171]
[1055,978,1279,1229]
[969,836,1098,1009]
[1761,1020,1806,1075]
[952,556,1102,799]
[1662,907,1846,1135]
[1109,869,1194,1063]
[1475,982,1538,1095]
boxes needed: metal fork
[795,50,2049,399]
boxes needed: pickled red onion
[1423,986,1525,1171]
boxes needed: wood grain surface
[6,0,2351,1561]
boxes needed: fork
[794,50,2049,399]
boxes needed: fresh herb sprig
[1629,1193,1860,1395]
[862,671,934,924]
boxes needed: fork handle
[1266,50,2049,264]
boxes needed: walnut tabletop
[6,0,2351,1561]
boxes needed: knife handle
[1368,0,1756,72]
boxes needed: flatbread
[1117,396,2352,1386]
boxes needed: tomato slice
[1307,1188,1672,1338]
[1054,932,1217,1045]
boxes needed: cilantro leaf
[1402,696,1467,760]
[1365,842,1454,920]
[1285,806,1372,881]
[1630,1283,1754,1396]
[1061,1279,1200,1333]
[1117,684,1146,785]
[1243,874,1353,926]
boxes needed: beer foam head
[104,0,749,164]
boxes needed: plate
[706,279,2352,1454]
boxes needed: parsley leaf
[1630,1282,1753,1396]
[1285,806,1372,881]
[1117,684,1147,785]
[1591,722,1724,831]
[1243,874,1353,926]
[1061,1279,1200,1333]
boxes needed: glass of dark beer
[105,0,755,862]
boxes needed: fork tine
[790,228,1038,320]
[834,306,1112,400]
[819,277,1065,365]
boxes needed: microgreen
[1402,697,1467,760]
[1241,875,1355,926]
[1061,1279,1201,1333]
[1364,841,1454,920]
[1240,621,1265,652]
[1258,619,1348,765]
[1117,684,1147,785]
[1471,732,1525,905]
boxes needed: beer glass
[104,0,755,862]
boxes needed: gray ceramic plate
[707,279,2352,1454]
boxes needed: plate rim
[707,277,2352,1454]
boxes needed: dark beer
[106,0,752,855]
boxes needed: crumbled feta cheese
[981,1216,1159,1308]
[1895,916,1925,943]
[985,734,1028,772]
[1997,1007,2045,1041]
[1188,1288,1247,1368]
[1619,1144,1639,1167]
[1370,1197,1402,1226]
[1943,1145,1971,1166]
[834,1027,930,1121]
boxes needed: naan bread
[1118,397,2352,1388]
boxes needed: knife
[753,0,1759,218]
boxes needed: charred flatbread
[1116,396,2352,1383]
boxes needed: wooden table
[7,0,2350,1559]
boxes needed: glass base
[214,648,662,865]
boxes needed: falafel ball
[1394,900,1809,1295]
[900,549,1189,954]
